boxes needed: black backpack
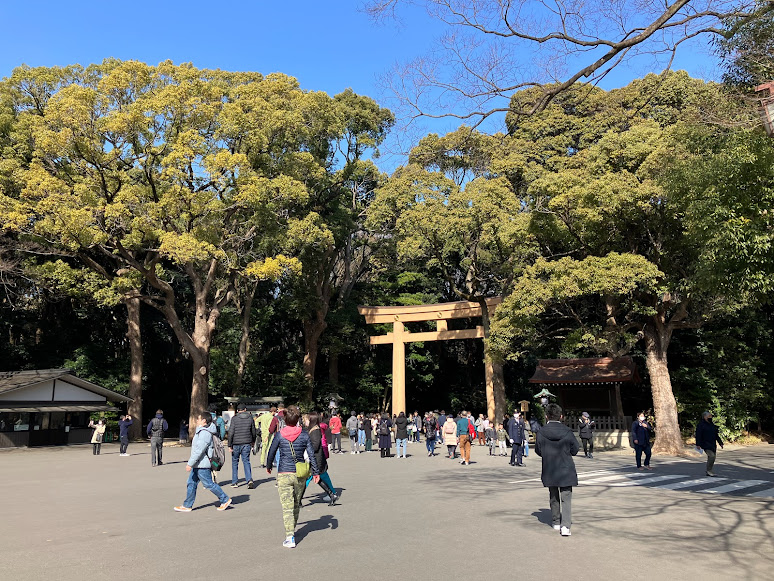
[208,430,226,471]
[379,420,390,436]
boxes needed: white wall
[0,380,54,401]
[53,381,106,402]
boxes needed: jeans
[231,443,253,484]
[120,435,129,454]
[358,430,365,446]
[705,449,717,473]
[331,433,341,452]
[350,435,359,453]
[634,443,651,467]
[548,486,572,528]
[184,467,229,508]
[511,442,523,465]
[396,438,407,457]
[459,434,471,463]
[524,439,529,457]
[151,437,163,465]
[426,437,436,454]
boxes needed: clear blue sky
[0,1,720,170]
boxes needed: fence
[561,415,632,431]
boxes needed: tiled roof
[0,369,132,402]
[529,357,639,384]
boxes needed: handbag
[288,436,311,480]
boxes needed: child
[497,423,507,456]
[485,423,497,456]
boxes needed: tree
[367,0,773,123]
[0,60,344,434]
[368,132,537,421]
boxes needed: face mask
[638,417,645,422]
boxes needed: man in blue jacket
[508,411,526,466]
[631,413,653,470]
[118,414,133,456]
[174,411,232,512]
[695,411,724,476]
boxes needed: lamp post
[755,82,774,137]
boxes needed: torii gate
[358,297,502,416]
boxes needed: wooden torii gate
[358,297,502,416]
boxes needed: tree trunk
[233,283,256,397]
[329,351,339,386]
[125,296,143,441]
[302,315,327,402]
[643,321,683,455]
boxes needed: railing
[562,415,632,431]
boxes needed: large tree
[0,60,346,433]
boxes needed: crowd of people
[89,402,727,546]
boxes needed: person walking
[424,413,438,456]
[535,404,579,537]
[695,411,724,476]
[631,413,653,470]
[578,412,595,459]
[88,418,106,455]
[378,413,393,458]
[457,412,472,465]
[508,411,526,466]
[413,411,422,442]
[118,414,133,456]
[346,411,359,454]
[395,411,409,458]
[475,414,485,446]
[258,407,276,467]
[228,402,257,489]
[497,423,508,456]
[178,419,188,445]
[304,411,338,505]
[485,422,497,456]
[442,415,457,459]
[266,406,320,548]
[173,411,232,513]
[362,413,373,452]
[329,412,343,454]
[357,413,366,449]
[147,409,168,467]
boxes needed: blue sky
[0,1,722,170]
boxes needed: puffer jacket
[266,427,319,476]
[228,411,256,446]
[535,421,579,487]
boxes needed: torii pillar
[358,298,502,417]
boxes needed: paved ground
[1,440,773,580]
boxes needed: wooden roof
[0,369,132,402]
[529,357,639,385]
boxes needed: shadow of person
[532,508,553,527]
[229,494,250,506]
[294,514,338,543]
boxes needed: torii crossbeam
[358,298,502,415]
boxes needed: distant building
[0,369,132,448]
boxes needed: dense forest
[1,17,772,447]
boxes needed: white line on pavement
[748,487,774,498]
[607,475,688,487]
[580,472,653,485]
[656,477,729,490]
[696,480,769,495]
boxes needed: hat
[582,412,589,418]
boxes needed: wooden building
[0,369,132,448]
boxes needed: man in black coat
[228,402,257,489]
[535,404,579,537]
[695,411,724,476]
[508,411,526,466]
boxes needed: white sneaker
[553,525,561,530]
[560,526,571,536]
[322,495,332,502]
[283,536,296,548]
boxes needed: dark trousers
[92,443,101,455]
[151,437,163,465]
[634,443,651,467]
[705,449,717,473]
[511,442,523,465]
[548,486,572,528]
[120,435,129,454]
[365,438,372,452]
[582,437,593,455]
[331,433,341,452]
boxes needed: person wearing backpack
[228,402,257,489]
[266,405,319,548]
[424,413,438,456]
[174,411,232,513]
[146,409,168,467]
[377,413,392,458]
